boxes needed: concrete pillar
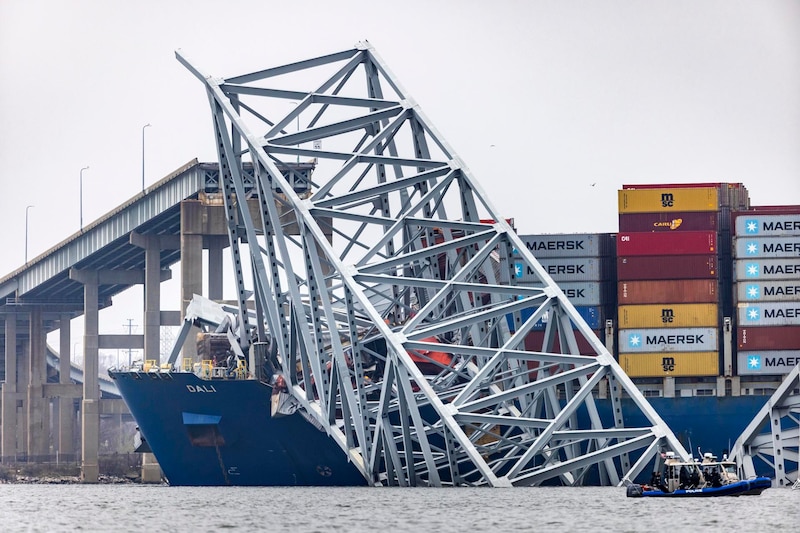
[181,201,204,364]
[18,339,29,457]
[27,307,49,460]
[71,269,100,483]
[207,236,226,301]
[144,236,162,366]
[1,314,18,461]
[58,313,75,459]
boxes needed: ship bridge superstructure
[178,42,691,487]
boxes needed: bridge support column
[19,338,29,456]
[1,314,18,462]
[143,235,163,366]
[180,201,204,364]
[58,313,75,460]
[27,307,50,460]
[207,235,226,301]
[70,269,100,483]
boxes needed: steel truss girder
[730,364,800,487]
[178,41,689,487]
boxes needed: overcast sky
[1,0,798,286]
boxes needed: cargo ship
[109,188,799,485]
[111,45,799,486]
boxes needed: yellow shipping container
[618,188,719,213]
[618,304,719,328]
[619,352,719,377]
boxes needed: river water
[1,484,798,532]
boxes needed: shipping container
[514,233,614,258]
[557,282,604,306]
[734,259,800,281]
[618,280,718,304]
[515,281,613,306]
[618,187,718,214]
[505,305,602,332]
[618,211,719,233]
[737,302,800,326]
[524,330,603,355]
[616,231,717,256]
[737,351,800,375]
[619,327,718,353]
[733,211,800,237]
[508,256,608,282]
[623,182,750,209]
[737,326,800,350]
[618,303,719,328]
[619,352,719,378]
[617,255,718,280]
[735,281,800,302]
[734,236,800,258]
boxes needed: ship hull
[612,395,766,459]
[110,370,770,486]
[627,477,771,497]
[109,371,367,486]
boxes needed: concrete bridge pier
[1,313,19,461]
[26,306,49,461]
[58,313,75,461]
[131,232,182,484]
[70,269,100,483]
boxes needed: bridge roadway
[0,158,312,482]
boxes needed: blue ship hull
[109,371,367,486]
[613,395,767,459]
[110,370,771,486]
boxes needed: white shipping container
[517,281,604,305]
[735,259,800,281]
[737,351,800,375]
[736,281,800,302]
[737,302,800,326]
[514,233,613,258]
[735,214,800,237]
[734,236,800,258]
[618,327,718,353]
[509,257,606,282]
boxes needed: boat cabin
[654,451,739,492]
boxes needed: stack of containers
[507,233,615,354]
[734,207,800,376]
[615,184,749,378]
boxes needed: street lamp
[142,123,151,192]
[79,166,89,231]
[25,205,34,263]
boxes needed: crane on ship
[175,42,690,487]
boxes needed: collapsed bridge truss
[177,42,688,487]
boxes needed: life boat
[409,336,453,374]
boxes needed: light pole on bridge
[79,166,89,232]
[25,204,34,263]
[142,123,151,192]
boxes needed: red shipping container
[616,231,717,256]
[618,211,719,233]
[618,280,718,304]
[617,255,718,280]
[737,326,800,351]
[524,330,603,356]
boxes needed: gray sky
[2,0,799,280]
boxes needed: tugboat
[626,452,772,498]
